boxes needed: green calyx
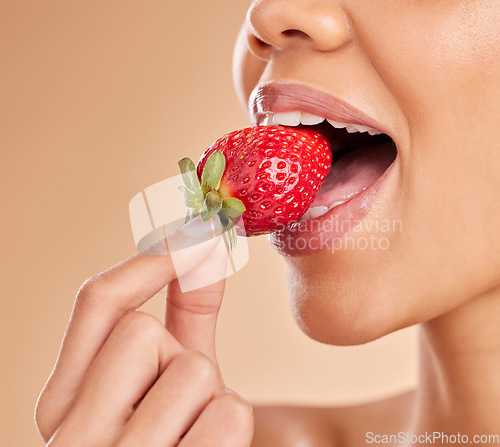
[177,151,246,251]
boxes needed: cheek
[284,178,500,347]
[351,1,500,116]
[383,3,500,299]
[233,1,500,344]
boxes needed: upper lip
[248,81,388,135]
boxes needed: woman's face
[233,0,500,345]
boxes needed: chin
[283,248,413,346]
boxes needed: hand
[35,216,254,446]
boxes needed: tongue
[311,142,396,207]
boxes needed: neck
[411,286,500,436]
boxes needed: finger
[36,216,221,441]
[115,350,225,447]
[165,236,229,364]
[48,312,184,446]
[178,394,254,447]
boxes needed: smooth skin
[233,0,500,445]
[35,220,253,446]
[36,0,500,446]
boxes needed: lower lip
[269,159,398,256]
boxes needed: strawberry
[178,125,331,247]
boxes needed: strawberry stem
[177,151,246,251]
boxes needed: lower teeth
[327,200,346,210]
[300,202,343,221]
[309,206,328,219]
[300,186,369,221]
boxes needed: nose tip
[247,0,351,58]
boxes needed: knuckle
[174,350,218,383]
[212,394,254,437]
[34,388,58,442]
[113,311,166,343]
[34,401,49,440]
[75,274,108,310]
[167,297,220,317]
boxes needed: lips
[249,82,389,134]
[248,81,398,256]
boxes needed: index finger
[37,216,221,427]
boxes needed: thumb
[165,227,229,366]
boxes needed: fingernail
[142,216,221,256]
[181,215,222,240]
[224,387,253,411]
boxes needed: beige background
[1,2,417,445]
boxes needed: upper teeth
[259,111,382,136]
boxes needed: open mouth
[258,111,398,222]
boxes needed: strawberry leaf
[201,151,225,196]
[222,197,246,218]
[178,158,202,193]
[184,207,197,224]
[218,209,230,228]
[177,157,204,221]
[178,185,198,209]
[178,150,239,251]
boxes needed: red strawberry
[178,125,331,246]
